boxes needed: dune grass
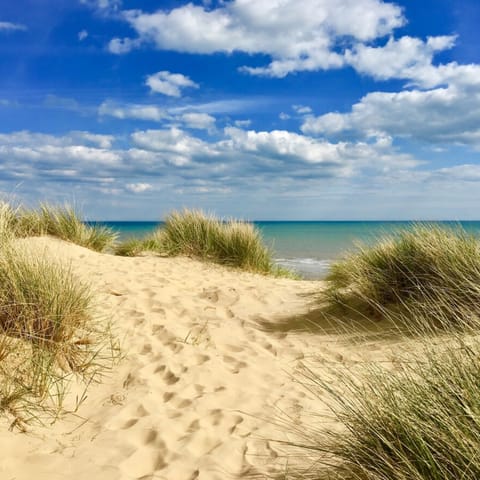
[325,224,480,328]
[160,210,275,273]
[0,209,117,426]
[115,209,294,277]
[0,201,117,252]
[113,231,165,257]
[283,331,480,480]
[270,225,480,479]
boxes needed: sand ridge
[0,237,402,479]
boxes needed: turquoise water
[94,221,480,280]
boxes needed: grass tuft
[0,239,116,427]
[325,224,480,328]
[115,209,294,277]
[160,210,274,272]
[0,201,118,252]
[286,335,480,480]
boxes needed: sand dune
[0,237,403,479]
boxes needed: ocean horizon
[92,220,480,280]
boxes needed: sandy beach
[0,237,403,480]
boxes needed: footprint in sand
[222,355,248,374]
[199,286,240,306]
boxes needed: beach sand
[0,237,404,479]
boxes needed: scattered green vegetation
[326,224,480,328]
[0,201,117,252]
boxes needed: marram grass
[115,209,295,277]
[283,334,480,480]
[0,201,117,252]
[114,230,165,257]
[160,210,275,273]
[0,210,118,426]
[326,224,480,328]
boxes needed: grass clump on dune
[326,224,480,328]
[115,209,294,276]
[0,201,118,252]
[288,337,480,480]
[160,210,275,273]
[0,210,116,426]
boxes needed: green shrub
[326,225,480,328]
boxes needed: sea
[94,221,480,280]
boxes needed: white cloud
[131,127,215,166]
[180,112,215,130]
[293,105,313,114]
[78,30,89,41]
[433,165,480,182]
[145,71,198,97]
[345,35,457,87]
[220,127,417,174]
[108,37,141,54]
[106,0,404,76]
[72,132,115,149]
[170,98,260,114]
[302,83,480,148]
[126,183,153,193]
[80,0,122,12]
[0,21,27,32]
[99,101,167,121]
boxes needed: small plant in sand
[0,241,115,426]
[326,224,480,328]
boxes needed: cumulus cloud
[145,71,198,97]
[78,30,89,41]
[0,124,422,194]
[302,82,480,148]
[106,0,404,76]
[0,21,27,32]
[131,127,215,166]
[293,105,313,114]
[345,35,457,87]
[234,119,252,127]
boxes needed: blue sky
[1,0,480,220]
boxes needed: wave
[274,257,331,279]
